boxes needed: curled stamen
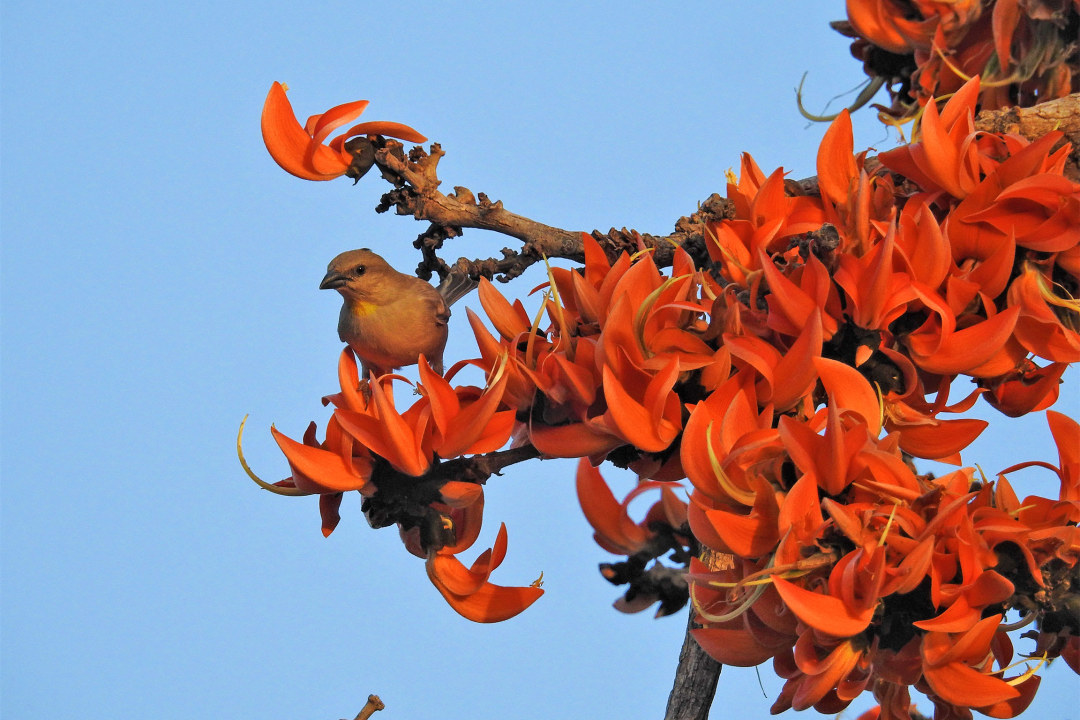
[999,611,1038,632]
[237,415,307,496]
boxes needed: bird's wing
[433,294,451,327]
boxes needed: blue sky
[2,2,1076,718]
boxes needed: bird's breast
[349,300,377,318]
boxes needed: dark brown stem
[664,549,732,720]
[663,610,722,720]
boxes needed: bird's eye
[354,265,366,276]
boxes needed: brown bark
[352,694,384,720]
[663,612,722,720]
[664,550,734,720]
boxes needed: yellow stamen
[1004,652,1047,685]
[706,420,757,506]
[878,502,899,547]
[237,415,307,496]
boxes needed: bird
[319,248,474,378]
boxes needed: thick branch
[664,550,732,720]
[664,611,722,720]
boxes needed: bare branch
[353,694,384,720]
[353,93,1078,285]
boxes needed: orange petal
[271,426,369,492]
[772,576,874,637]
[692,627,776,667]
[335,120,426,144]
[814,357,881,436]
[439,480,483,508]
[771,309,823,411]
[335,348,368,412]
[602,361,681,453]
[921,661,1019,708]
[478,278,530,341]
[914,595,979,632]
[430,578,543,623]
[320,493,343,537]
[906,306,1020,376]
[978,674,1040,718]
[575,459,647,553]
[431,371,512,458]
[334,385,431,477]
[260,82,351,181]
[895,417,987,461]
[530,420,622,459]
[817,109,857,209]
[306,99,369,143]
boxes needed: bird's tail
[436,267,480,307]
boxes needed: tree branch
[357,93,1079,285]
[663,550,733,720]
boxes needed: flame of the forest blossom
[426,520,544,623]
[252,69,1079,714]
[261,82,426,181]
[841,0,1079,120]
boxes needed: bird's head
[319,248,395,301]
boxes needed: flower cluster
[478,77,1077,716]
[839,0,1078,122]
[249,75,1079,715]
[240,347,542,623]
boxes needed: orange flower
[334,374,433,477]
[919,615,1024,711]
[981,359,1066,417]
[261,82,426,181]
[773,631,870,712]
[576,459,687,555]
[1007,263,1080,363]
[270,422,373,495]
[238,414,372,537]
[418,357,516,459]
[426,523,544,623]
[772,548,883,638]
[878,77,982,200]
[706,155,826,278]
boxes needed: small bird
[320,248,472,378]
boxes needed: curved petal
[339,120,427,144]
[814,357,881,436]
[260,82,350,181]
[429,577,544,623]
[772,576,875,637]
[575,459,648,553]
[692,627,776,667]
[271,426,370,492]
[921,661,1019,708]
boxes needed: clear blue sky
[2,2,1075,718]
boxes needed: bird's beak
[320,271,347,290]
